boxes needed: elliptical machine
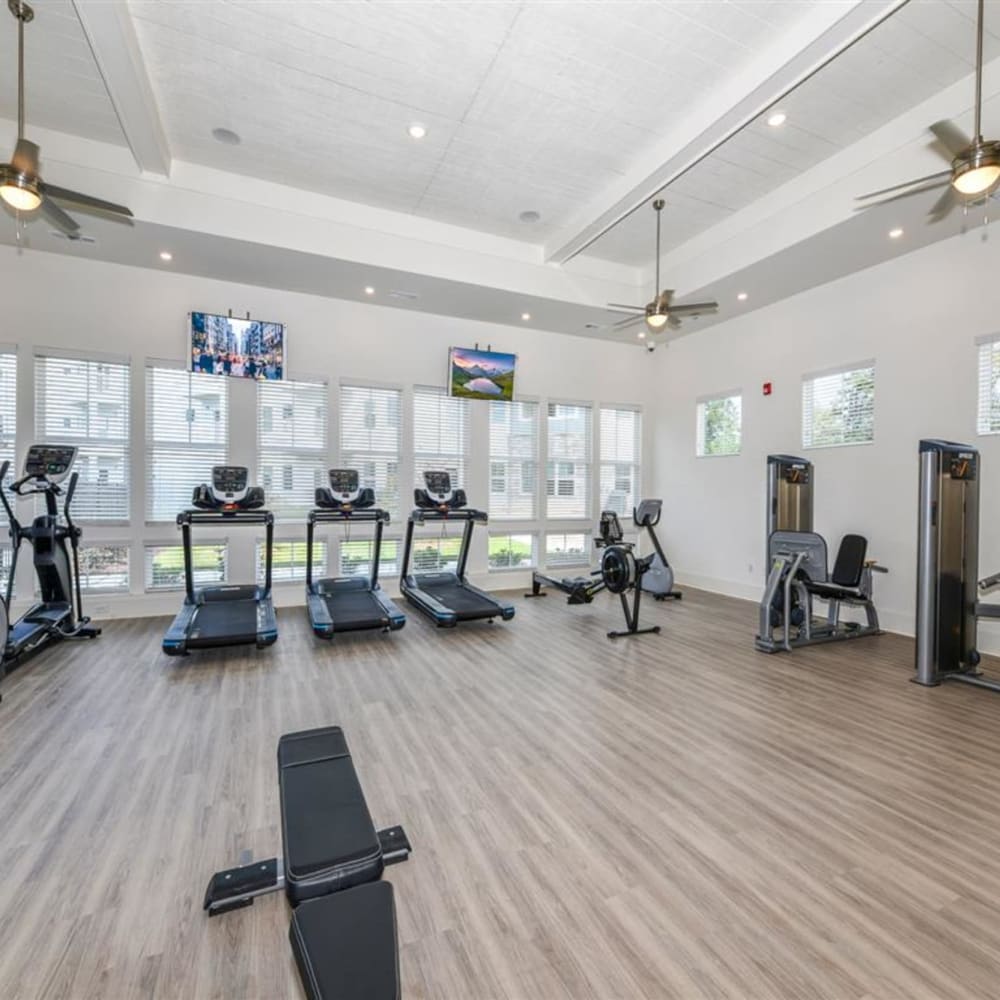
[0,445,100,687]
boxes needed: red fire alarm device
[762,382,773,396]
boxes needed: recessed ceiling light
[521,312,531,321]
[159,251,173,261]
[519,210,541,224]
[408,123,426,140]
[767,112,787,128]
[211,127,241,145]
[364,286,375,295]
[737,291,748,301]
[889,227,904,239]
[637,330,647,339]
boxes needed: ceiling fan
[857,0,1000,218]
[0,0,133,234]
[606,199,718,335]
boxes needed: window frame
[696,390,742,458]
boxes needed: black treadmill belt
[324,590,387,631]
[191,599,259,643]
[420,580,499,619]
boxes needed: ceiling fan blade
[38,195,80,234]
[928,186,956,221]
[40,183,133,218]
[668,301,718,315]
[856,171,953,201]
[613,314,644,329]
[856,178,951,210]
[606,303,645,313]
[929,120,972,159]
[11,138,39,175]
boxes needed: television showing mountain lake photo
[449,347,516,401]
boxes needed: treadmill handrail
[178,509,275,526]
[409,508,487,525]
[309,508,389,525]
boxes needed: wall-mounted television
[448,346,516,401]
[189,311,285,381]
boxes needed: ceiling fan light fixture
[0,174,40,212]
[952,152,1000,196]
[646,312,669,330]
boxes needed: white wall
[651,226,1000,649]
[0,246,656,619]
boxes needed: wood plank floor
[2,586,1000,999]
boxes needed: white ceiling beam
[544,0,910,265]
[72,0,171,177]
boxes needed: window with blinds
[977,337,1000,433]
[410,535,462,572]
[35,354,130,520]
[802,363,875,448]
[545,532,590,568]
[258,379,328,519]
[256,539,327,584]
[600,406,641,517]
[546,403,591,519]
[0,351,16,511]
[146,366,228,521]
[489,400,538,519]
[413,386,469,490]
[340,384,402,517]
[145,542,227,590]
[696,392,742,457]
[78,544,130,592]
[489,532,536,570]
[340,538,400,577]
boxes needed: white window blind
[0,351,16,512]
[489,401,538,520]
[977,337,1000,434]
[340,538,400,577]
[258,379,328,519]
[546,403,591,519]
[410,535,461,573]
[78,544,130,592]
[600,406,641,517]
[35,353,130,521]
[145,542,227,590]
[340,385,402,518]
[146,366,228,521]
[488,532,536,570]
[257,539,328,584]
[802,363,875,449]
[545,532,590,568]
[413,386,469,490]
[696,393,742,457]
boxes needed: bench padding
[290,881,400,1000]
[279,726,384,904]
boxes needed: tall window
[545,532,590,568]
[146,365,228,521]
[35,353,130,520]
[977,336,1000,434]
[258,379,328,519]
[546,402,591,519]
[256,539,327,584]
[145,542,227,590]
[489,400,538,520]
[413,386,469,489]
[696,392,742,457]
[802,363,875,448]
[600,406,641,517]
[0,351,16,505]
[340,384,402,518]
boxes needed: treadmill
[400,471,515,627]
[162,465,278,655]
[306,469,405,638]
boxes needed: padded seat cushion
[290,881,399,1000]
[279,727,383,903]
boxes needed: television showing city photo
[448,346,516,401]
[189,311,285,381]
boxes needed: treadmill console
[414,470,468,512]
[423,470,453,502]
[328,468,361,503]
[212,466,250,503]
[23,444,78,484]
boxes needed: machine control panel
[423,470,453,501]
[211,465,250,502]
[949,453,977,480]
[23,444,78,484]
[328,468,361,503]
[781,462,810,485]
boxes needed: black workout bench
[204,726,410,999]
